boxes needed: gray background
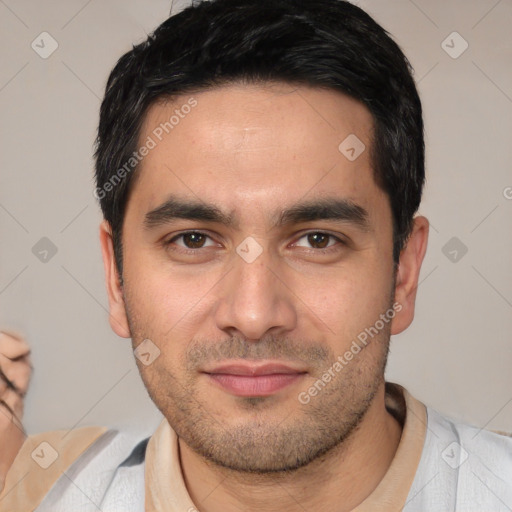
[0,0,510,435]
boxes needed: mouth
[202,361,308,397]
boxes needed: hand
[0,331,32,493]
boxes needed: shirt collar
[145,382,427,512]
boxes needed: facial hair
[127,308,392,475]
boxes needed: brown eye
[295,232,341,251]
[307,233,330,249]
[167,231,216,251]
[181,232,207,248]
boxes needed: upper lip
[203,362,307,376]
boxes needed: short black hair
[94,0,425,276]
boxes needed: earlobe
[390,216,429,335]
[99,221,131,338]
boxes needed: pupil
[309,233,328,249]
[185,233,204,248]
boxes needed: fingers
[0,331,32,396]
[0,331,31,360]
[0,353,32,398]
[0,398,23,431]
[0,360,30,398]
[0,331,31,426]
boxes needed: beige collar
[145,382,427,512]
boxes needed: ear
[391,216,429,335]
[99,220,131,338]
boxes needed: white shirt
[3,384,510,511]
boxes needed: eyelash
[164,230,345,255]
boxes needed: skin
[101,82,429,512]
[0,331,31,492]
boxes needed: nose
[213,246,297,341]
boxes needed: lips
[203,361,307,397]
[205,362,306,376]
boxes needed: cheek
[305,261,393,342]
[123,249,219,340]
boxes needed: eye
[163,230,345,256]
[167,231,217,250]
[294,232,343,252]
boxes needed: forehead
[129,82,387,226]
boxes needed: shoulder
[37,426,152,512]
[406,404,512,511]
[0,425,108,511]
[428,406,512,469]
[0,425,151,512]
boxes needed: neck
[178,382,402,512]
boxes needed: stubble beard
[127,314,391,475]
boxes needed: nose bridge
[213,242,297,340]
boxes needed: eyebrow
[144,195,370,231]
[144,196,236,229]
[272,198,370,231]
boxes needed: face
[101,82,426,473]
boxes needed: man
[1,0,511,510]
